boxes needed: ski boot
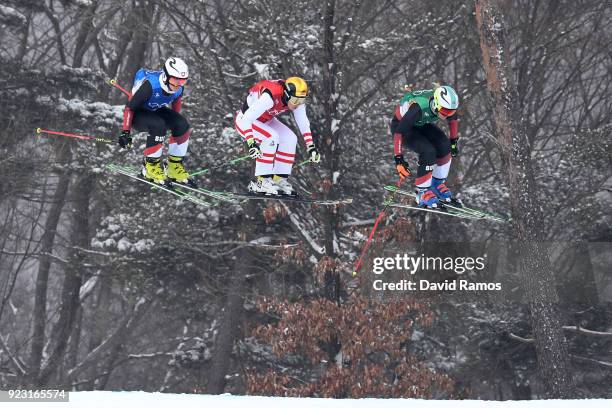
[431,177,462,207]
[141,157,167,185]
[273,175,298,196]
[166,155,195,186]
[431,177,452,203]
[247,176,279,195]
[416,188,439,209]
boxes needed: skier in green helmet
[390,85,460,208]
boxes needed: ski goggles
[438,107,457,117]
[288,95,307,105]
[168,76,187,86]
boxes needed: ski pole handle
[107,78,132,98]
[36,128,115,144]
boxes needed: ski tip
[352,270,358,277]
[108,78,116,85]
[35,127,42,134]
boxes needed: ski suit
[234,79,313,176]
[121,69,191,158]
[390,89,459,188]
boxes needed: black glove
[246,138,262,159]
[450,138,459,157]
[306,143,321,163]
[118,130,132,149]
[394,155,411,180]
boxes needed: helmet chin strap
[429,98,438,114]
[159,73,175,94]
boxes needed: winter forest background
[0,0,611,401]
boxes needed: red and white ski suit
[234,80,313,176]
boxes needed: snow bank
[7,392,610,408]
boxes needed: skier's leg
[160,108,191,158]
[422,124,453,200]
[132,110,167,158]
[132,110,167,183]
[403,130,439,208]
[158,108,191,183]
[248,119,280,194]
[252,120,279,176]
[268,119,298,195]
[235,110,254,141]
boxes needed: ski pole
[296,159,311,168]
[36,128,115,144]
[190,155,252,177]
[107,78,132,98]
[353,177,405,276]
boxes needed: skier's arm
[237,92,274,142]
[393,103,422,155]
[122,81,152,131]
[447,112,459,140]
[291,104,313,145]
[447,113,460,156]
[171,96,182,113]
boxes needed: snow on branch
[0,333,27,376]
[221,71,258,79]
[509,333,534,343]
[79,276,99,302]
[511,326,612,344]
[65,297,154,381]
[281,203,325,256]
[126,352,174,359]
[562,326,612,338]
[0,5,27,27]
[570,355,612,369]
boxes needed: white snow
[253,63,270,79]
[7,392,610,408]
[79,276,98,301]
[132,239,155,252]
[117,237,132,252]
[0,5,26,25]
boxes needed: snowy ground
[5,392,611,408]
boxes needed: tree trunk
[27,149,71,386]
[72,1,98,68]
[120,0,156,88]
[207,205,255,394]
[320,0,342,303]
[475,0,576,398]
[83,270,113,390]
[37,174,91,386]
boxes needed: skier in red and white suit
[234,77,320,196]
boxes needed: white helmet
[160,57,188,93]
[164,57,188,79]
[432,85,459,117]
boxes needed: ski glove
[394,155,411,180]
[118,130,132,149]
[450,138,460,157]
[306,143,321,163]
[246,138,262,159]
